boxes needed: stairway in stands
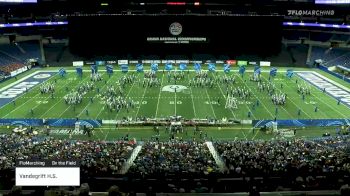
[119,143,143,174]
[205,141,226,172]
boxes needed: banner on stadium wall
[107,61,116,64]
[249,62,257,66]
[73,61,84,67]
[175,60,189,64]
[190,60,203,64]
[0,119,43,126]
[129,60,140,64]
[237,61,248,66]
[142,60,151,64]
[118,60,128,65]
[0,119,102,127]
[226,60,237,65]
[85,61,95,65]
[96,61,105,66]
[215,60,225,64]
[253,119,350,127]
[10,67,28,77]
[46,119,102,127]
[162,60,175,64]
[260,61,271,67]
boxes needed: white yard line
[155,72,165,118]
[235,73,273,119]
[295,74,348,118]
[310,71,350,92]
[174,88,177,115]
[204,87,217,119]
[260,75,306,119]
[211,72,237,119]
[3,75,62,118]
[56,74,97,118]
[77,73,107,117]
[187,73,197,118]
[0,71,57,111]
[0,70,41,92]
[40,76,97,118]
[134,81,149,119]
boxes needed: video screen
[69,15,282,58]
[315,0,350,4]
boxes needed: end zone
[297,71,350,108]
[0,71,56,108]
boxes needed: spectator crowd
[0,131,349,194]
[129,141,218,177]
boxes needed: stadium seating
[0,41,42,63]
[309,46,350,67]
[310,32,333,42]
[0,53,26,75]
[1,132,349,193]
[129,141,219,177]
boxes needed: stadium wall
[0,119,102,127]
[253,119,350,128]
[318,65,350,83]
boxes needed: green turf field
[0,124,340,141]
[0,66,349,120]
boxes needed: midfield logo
[162,85,189,93]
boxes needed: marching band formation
[55,67,300,115]
[64,91,82,105]
[40,82,55,94]
[297,84,311,95]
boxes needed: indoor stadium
[0,0,349,195]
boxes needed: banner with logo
[151,63,158,72]
[239,65,246,75]
[179,63,187,71]
[76,67,83,76]
[136,63,144,72]
[226,60,237,65]
[253,119,350,127]
[286,69,294,78]
[237,61,248,66]
[224,64,230,73]
[165,63,173,71]
[58,68,66,77]
[270,67,277,77]
[120,64,128,73]
[208,63,216,72]
[0,119,102,127]
[260,61,271,67]
[91,64,98,74]
[106,65,113,74]
[194,63,201,72]
[118,60,128,65]
[73,61,84,67]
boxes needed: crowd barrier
[0,118,349,128]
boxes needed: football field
[0,66,349,121]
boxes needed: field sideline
[0,66,349,121]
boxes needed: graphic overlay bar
[16,160,80,186]
[0,0,37,3]
[1,21,349,30]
